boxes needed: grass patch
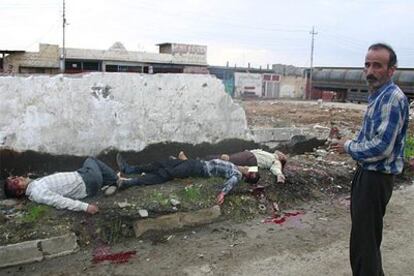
[23,205,49,223]
[405,136,414,159]
[179,185,202,202]
[223,195,258,222]
[149,191,170,206]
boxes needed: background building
[208,65,302,99]
[1,42,208,75]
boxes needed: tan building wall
[271,64,306,98]
[4,44,60,74]
[279,75,306,98]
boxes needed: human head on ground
[274,150,287,167]
[238,166,260,184]
[4,176,30,198]
[364,43,397,91]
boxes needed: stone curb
[134,205,221,238]
[0,233,79,268]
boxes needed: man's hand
[276,174,285,184]
[216,192,226,205]
[86,204,99,214]
[330,137,348,154]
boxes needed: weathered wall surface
[0,73,250,156]
[280,75,306,98]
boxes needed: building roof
[64,47,207,66]
[0,50,25,54]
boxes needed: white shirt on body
[250,149,284,177]
[26,172,89,212]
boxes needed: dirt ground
[241,99,414,136]
[241,100,365,131]
[3,184,413,276]
[2,99,413,275]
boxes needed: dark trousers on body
[206,150,257,166]
[77,157,118,196]
[122,159,206,188]
[350,166,394,276]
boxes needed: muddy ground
[1,99,413,275]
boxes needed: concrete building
[208,65,289,98]
[1,45,60,74]
[0,42,208,75]
[272,64,307,99]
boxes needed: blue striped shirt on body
[344,80,409,174]
[203,159,242,195]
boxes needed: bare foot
[116,172,131,189]
[220,154,230,161]
[178,151,188,160]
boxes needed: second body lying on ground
[204,149,287,183]
[116,153,260,205]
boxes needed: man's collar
[368,80,394,104]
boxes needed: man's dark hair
[4,177,23,198]
[368,43,398,68]
[244,172,260,184]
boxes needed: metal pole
[309,26,317,98]
[61,0,66,73]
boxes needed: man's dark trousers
[350,166,394,276]
[122,159,206,187]
[77,157,118,196]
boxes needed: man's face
[243,171,258,184]
[7,176,29,196]
[364,48,396,91]
[247,172,257,180]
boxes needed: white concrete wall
[234,73,262,97]
[0,73,250,156]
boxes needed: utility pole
[309,26,317,98]
[61,0,66,73]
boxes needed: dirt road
[3,182,413,276]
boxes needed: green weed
[179,185,202,202]
[405,136,414,159]
[150,191,169,206]
[23,205,49,223]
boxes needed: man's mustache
[366,75,378,81]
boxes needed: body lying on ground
[199,149,287,184]
[4,157,120,214]
[116,153,260,205]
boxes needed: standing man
[332,43,409,275]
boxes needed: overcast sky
[1,0,414,68]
